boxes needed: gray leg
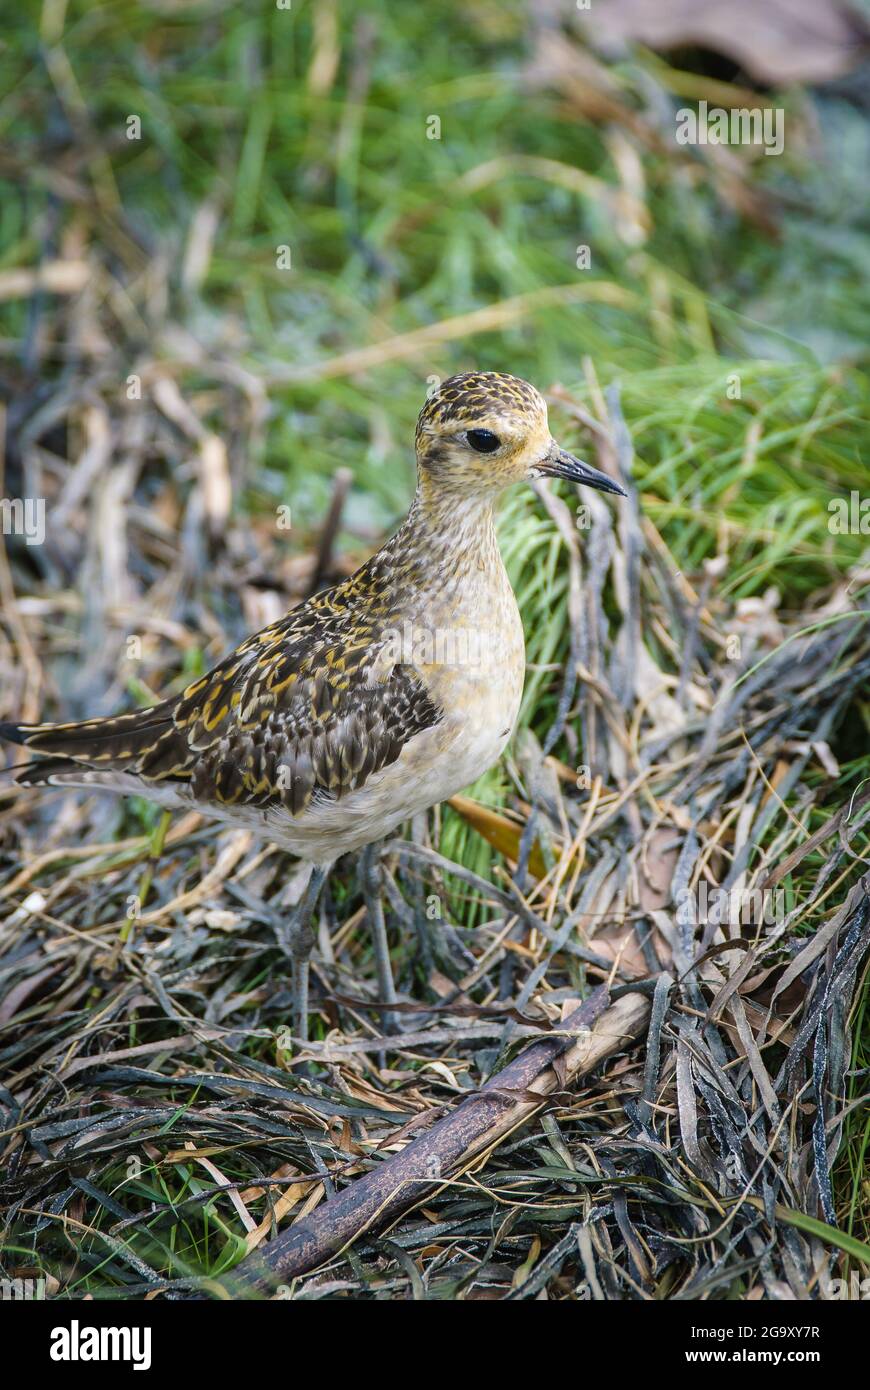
[360,842,399,1034]
[285,863,330,1042]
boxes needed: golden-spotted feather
[2,555,443,818]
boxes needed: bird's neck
[402,483,499,570]
[342,483,512,637]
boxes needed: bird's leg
[285,863,330,1043]
[408,812,435,976]
[360,842,399,1034]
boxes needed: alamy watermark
[676,881,786,930]
[676,101,784,157]
[1,1275,46,1299]
[0,496,45,546]
[821,1273,870,1300]
[50,1320,151,1370]
[828,491,870,534]
[381,621,498,667]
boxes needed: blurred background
[0,0,869,1298]
[2,1,868,576]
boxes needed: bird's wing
[2,596,443,816]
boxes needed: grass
[0,0,868,1298]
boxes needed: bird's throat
[405,482,499,572]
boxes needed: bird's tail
[0,705,177,787]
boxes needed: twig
[307,467,353,596]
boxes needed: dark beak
[536,444,627,497]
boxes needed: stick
[220,989,650,1296]
[307,467,353,596]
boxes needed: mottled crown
[416,371,547,441]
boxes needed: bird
[0,371,625,1041]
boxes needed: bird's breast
[407,558,525,761]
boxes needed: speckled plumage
[1,372,624,865]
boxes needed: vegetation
[0,1,867,1300]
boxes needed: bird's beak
[535,442,627,497]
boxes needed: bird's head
[414,371,626,501]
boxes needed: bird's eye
[466,429,501,454]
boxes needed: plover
[1,372,625,1038]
